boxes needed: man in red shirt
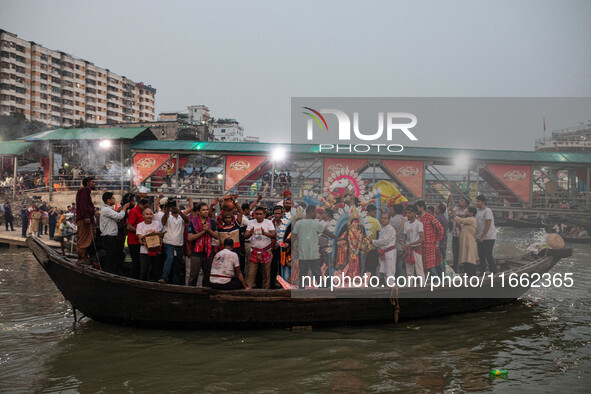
[75,177,97,262]
[127,198,150,279]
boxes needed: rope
[389,285,400,324]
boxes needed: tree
[0,113,47,141]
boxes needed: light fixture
[217,173,223,180]
[99,139,112,149]
[271,147,286,162]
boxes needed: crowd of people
[65,175,501,291]
[1,198,78,240]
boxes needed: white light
[454,153,470,169]
[99,140,112,149]
[271,147,286,162]
[217,173,223,180]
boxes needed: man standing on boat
[475,195,497,274]
[402,205,425,282]
[244,206,276,289]
[416,200,444,277]
[75,177,97,263]
[127,198,150,278]
[292,204,338,288]
[448,196,469,274]
[100,192,130,274]
[160,200,190,285]
[371,212,397,283]
[389,203,406,278]
[187,202,219,286]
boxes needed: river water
[1,228,590,393]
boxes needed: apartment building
[0,29,156,128]
[212,119,244,142]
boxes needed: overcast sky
[1,0,590,149]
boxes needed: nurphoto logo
[301,107,418,153]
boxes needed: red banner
[382,160,424,198]
[323,158,368,183]
[225,155,267,191]
[487,164,531,202]
[133,153,171,186]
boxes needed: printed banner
[323,158,368,183]
[133,153,171,186]
[382,160,424,198]
[225,155,268,191]
[486,164,531,202]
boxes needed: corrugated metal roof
[0,141,33,155]
[130,140,591,165]
[23,127,154,141]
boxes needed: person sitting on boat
[209,238,251,290]
[187,202,219,287]
[136,208,164,282]
[371,212,397,284]
[244,206,276,289]
[578,226,589,238]
[449,206,478,276]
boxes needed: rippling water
[1,228,590,392]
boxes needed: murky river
[1,228,590,392]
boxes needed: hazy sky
[1,0,590,149]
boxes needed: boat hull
[27,237,570,329]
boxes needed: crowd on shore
[63,176,502,290]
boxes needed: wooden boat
[562,236,591,244]
[27,237,572,329]
[506,218,546,229]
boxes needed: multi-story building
[0,29,156,128]
[213,119,244,142]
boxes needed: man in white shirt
[475,195,497,274]
[372,212,397,282]
[210,238,250,290]
[402,205,425,281]
[159,201,189,285]
[99,192,130,274]
[244,206,276,289]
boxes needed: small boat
[27,237,572,329]
[506,218,546,229]
[562,237,591,244]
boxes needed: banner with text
[382,160,424,198]
[486,164,531,203]
[225,155,267,191]
[133,153,171,186]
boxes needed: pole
[270,160,275,198]
[12,156,17,200]
[49,143,53,202]
[120,140,124,197]
[175,153,180,193]
[586,167,590,211]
